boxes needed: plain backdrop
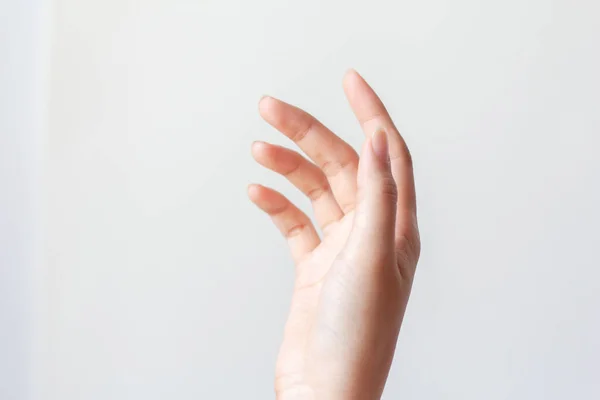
[18,0,600,399]
[1,1,48,399]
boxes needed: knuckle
[284,223,307,238]
[339,201,356,214]
[269,202,290,217]
[396,228,421,264]
[306,184,328,201]
[320,152,357,178]
[360,113,385,128]
[281,158,302,177]
[290,118,313,142]
[380,176,398,200]
[319,217,338,234]
[320,159,344,177]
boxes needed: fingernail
[371,128,389,161]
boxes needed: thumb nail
[371,128,389,161]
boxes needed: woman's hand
[249,70,420,400]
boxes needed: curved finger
[342,70,419,256]
[252,141,343,232]
[248,184,320,263]
[258,96,359,214]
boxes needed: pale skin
[248,70,421,400]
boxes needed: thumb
[350,127,398,249]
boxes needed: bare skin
[249,70,421,400]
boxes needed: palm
[249,70,419,398]
[275,213,352,389]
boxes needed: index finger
[342,69,418,259]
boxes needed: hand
[248,70,420,400]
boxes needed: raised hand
[249,70,420,400]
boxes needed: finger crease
[269,203,290,217]
[320,157,355,178]
[291,119,313,143]
[282,159,303,177]
[359,113,386,128]
[306,185,329,201]
[340,202,356,214]
[320,218,338,234]
[285,223,307,238]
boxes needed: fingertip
[343,68,359,81]
[258,95,278,119]
[247,183,262,201]
[258,95,270,107]
[343,70,364,102]
[247,185,289,215]
[251,140,268,156]
[251,141,280,168]
[248,184,273,214]
[342,69,354,90]
[343,68,365,88]
[258,95,270,118]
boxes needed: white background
[4,0,600,399]
[1,1,48,399]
